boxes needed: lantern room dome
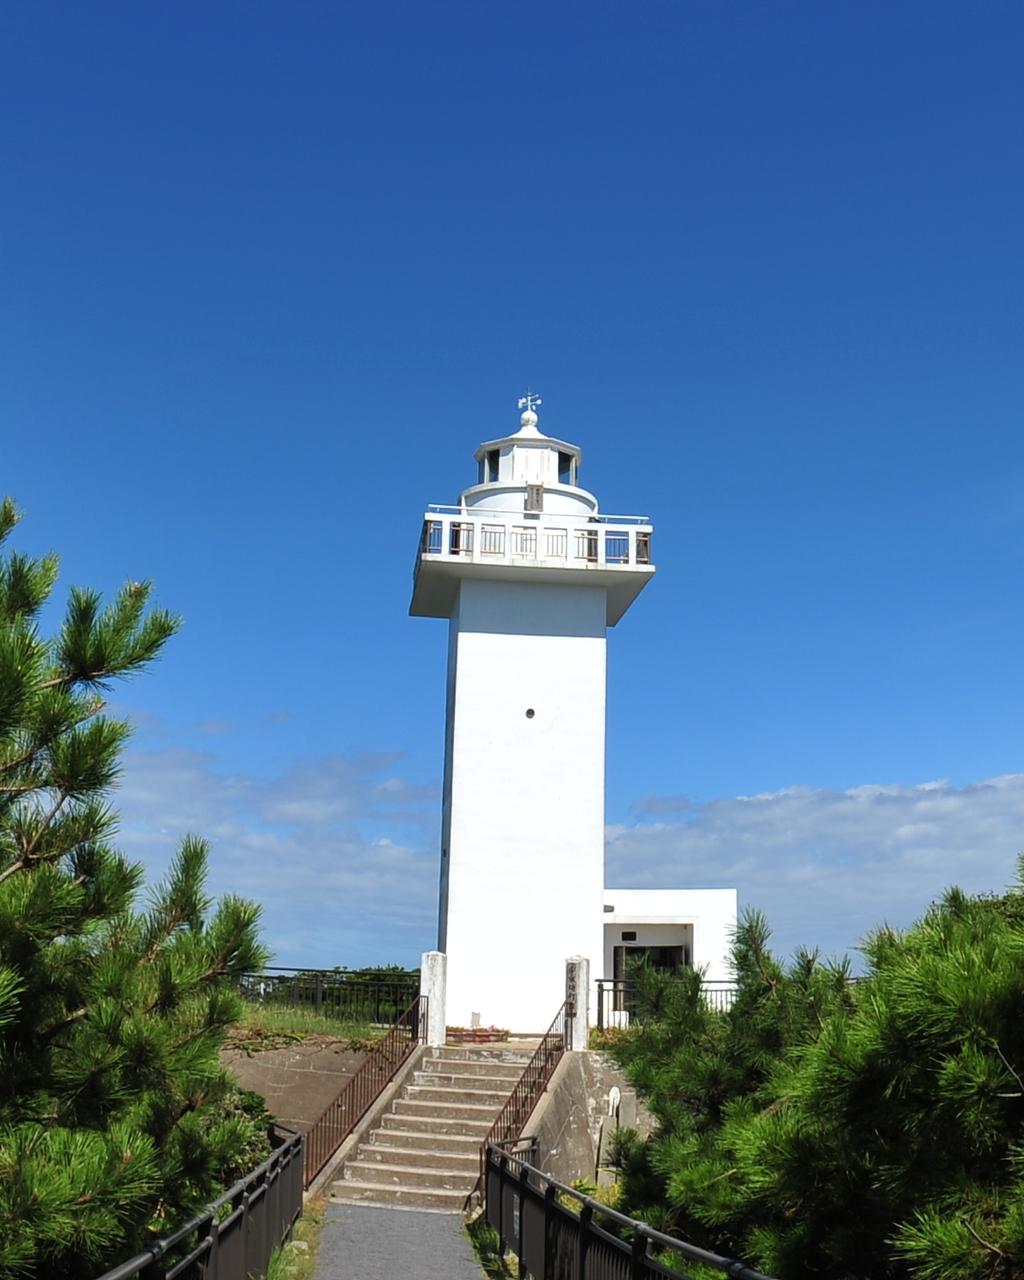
[460,399,597,517]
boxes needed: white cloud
[112,744,1024,978]
[607,774,1024,967]
[195,718,234,735]
[113,748,440,969]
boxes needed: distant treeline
[250,964,419,982]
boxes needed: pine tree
[611,879,1024,1279]
[0,498,271,1279]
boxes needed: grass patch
[267,1196,326,1280]
[227,1004,387,1053]
[465,1213,521,1278]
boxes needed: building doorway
[611,943,691,1012]
[612,943,689,982]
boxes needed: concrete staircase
[330,1044,532,1212]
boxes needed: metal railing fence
[485,1144,778,1280]
[303,994,427,1188]
[595,978,738,1031]
[95,1132,303,1280]
[237,967,419,1026]
[475,1001,571,1202]
[597,974,868,1032]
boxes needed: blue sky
[2,2,1022,970]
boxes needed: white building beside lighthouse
[411,397,735,1032]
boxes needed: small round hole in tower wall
[525,708,535,719]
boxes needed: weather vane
[518,391,542,414]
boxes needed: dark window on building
[621,930,637,942]
[613,944,688,983]
[558,451,574,485]
[486,449,500,483]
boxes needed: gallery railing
[418,507,653,572]
[485,1144,778,1280]
[237,967,419,1026]
[474,1001,571,1203]
[595,978,738,1030]
[95,1132,303,1280]
[303,993,427,1188]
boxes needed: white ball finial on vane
[517,391,542,433]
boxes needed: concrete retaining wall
[522,1051,653,1187]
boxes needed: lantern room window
[558,451,575,485]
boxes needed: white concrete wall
[441,578,608,1031]
[461,486,598,516]
[602,889,737,981]
[436,600,460,950]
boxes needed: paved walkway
[313,1202,484,1280]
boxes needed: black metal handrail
[485,1144,778,1280]
[95,1132,303,1280]
[596,977,739,1029]
[475,1001,570,1202]
[303,993,427,1188]
[596,975,867,1029]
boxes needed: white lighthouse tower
[410,396,656,1032]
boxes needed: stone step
[403,1083,508,1107]
[330,1180,467,1212]
[356,1144,480,1173]
[420,1056,526,1079]
[412,1069,522,1090]
[380,1110,493,1138]
[321,1042,523,1210]
[343,1159,475,1191]
[370,1125,485,1153]
[393,1097,497,1122]
[428,1046,534,1066]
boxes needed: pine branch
[38,1004,89,1041]
[0,790,70,882]
[987,1036,1024,1097]
[0,695,107,781]
[961,1217,1005,1261]
[21,790,70,858]
[0,495,19,543]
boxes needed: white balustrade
[419,508,653,571]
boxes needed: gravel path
[313,1202,484,1280]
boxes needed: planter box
[447,1028,509,1044]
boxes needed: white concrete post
[420,950,447,1048]
[565,955,590,1052]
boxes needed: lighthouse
[410,396,657,1031]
